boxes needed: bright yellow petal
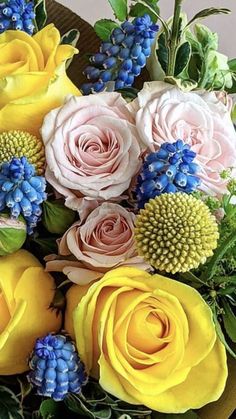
[0,266,62,375]
[0,30,44,70]
[0,69,80,136]
[0,293,11,333]
[33,24,60,68]
[138,338,227,413]
[0,250,41,313]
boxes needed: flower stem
[167,0,184,76]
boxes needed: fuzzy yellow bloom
[0,250,62,375]
[0,24,80,136]
[65,267,228,414]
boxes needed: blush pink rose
[131,82,236,195]
[46,203,150,284]
[41,93,142,215]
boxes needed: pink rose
[131,82,236,195]
[46,203,149,284]
[41,93,142,215]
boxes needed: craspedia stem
[135,193,219,274]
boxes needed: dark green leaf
[108,0,128,21]
[228,58,236,72]
[156,33,168,73]
[213,307,236,358]
[42,200,76,235]
[17,376,32,402]
[34,0,47,31]
[61,29,80,47]
[204,230,236,280]
[39,399,61,419]
[152,410,200,418]
[222,300,236,342]
[174,41,191,76]
[0,386,24,419]
[64,394,95,418]
[186,8,231,27]
[32,237,58,255]
[129,2,159,23]
[116,87,139,100]
[94,19,119,41]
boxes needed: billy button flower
[28,334,88,401]
[136,139,201,209]
[0,0,35,35]
[135,193,219,274]
[0,130,45,175]
[81,14,159,94]
[0,156,47,234]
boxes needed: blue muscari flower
[81,14,159,94]
[0,0,35,35]
[28,334,88,401]
[0,156,47,234]
[136,139,201,208]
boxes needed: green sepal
[94,19,119,41]
[34,0,47,32]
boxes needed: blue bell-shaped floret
[0,0,35,34]
[136,139,201,208]
[0,156,47,233]
[28,334,88,402]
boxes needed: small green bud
[42,200,76,235]
[0,214,27,256]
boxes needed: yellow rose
[0,249,62,375]
[65,267,228,413]
[0,24,80,136]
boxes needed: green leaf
[152,410,200,418]
[204,230,236,280]
[222,300,236,342]
[156,33,168,73]
[0,386,24,419]
[34,0,47,31]
[186,8,231,27]
[32,237,58,255]
[129,1,159,23]
[116,87,139,100]
[108,0,128,21]
[174,41,191,76]
[213,307,236,358]
[39,399,61,419]
[17,376,32,402]
[94,19,119,41]
[228,58,236,72]
[164,76,198,91]
[61,29,80,47]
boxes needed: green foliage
[94,19,119,41]
[108,0,128,21]
[186,7,230,28]
[42,200,77,235]
[61,29,80,47]
[174,41,191,76]
[39,400,61,419]
[34,0,47,31]
[156,33,168,73]
[129,0,160,23]
[0,386,24,419]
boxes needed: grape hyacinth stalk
[136,140,201,208]
[82,14,159,94]
[29,334,88,401]
[0,157,47,234]
[0,0,35,35]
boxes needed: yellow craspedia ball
[135,193,219,274]
[0,130,45,175]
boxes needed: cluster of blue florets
[136,140,201,208]
[0,157,47,234]
[82,14,159,94]
[29,334,88,401]
[0,0,35,35]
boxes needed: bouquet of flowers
[1,0,236,417]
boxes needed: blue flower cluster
[136,140,201,208]
[82,14,159,94]
[0,157,47,234]
[0,0,35,35]
[29,334,88,401]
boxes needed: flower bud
[42,200,76,235]
[0,213,27,256]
